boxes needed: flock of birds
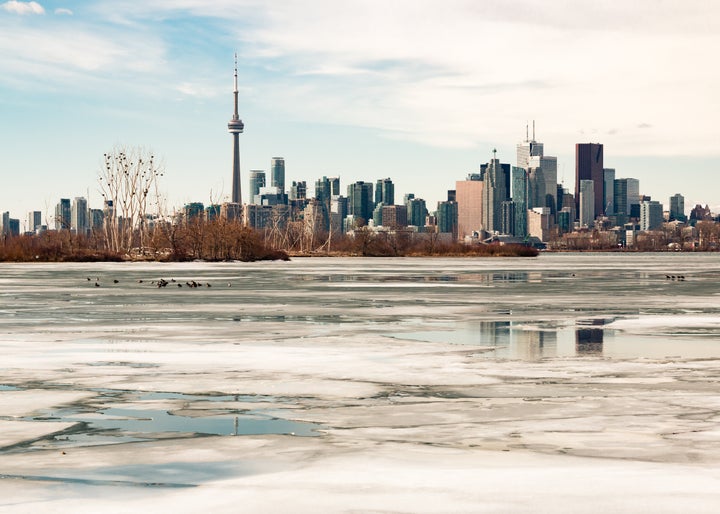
[665,274,686,281]
[86,277,232,288]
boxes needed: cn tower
[228,54,244,204]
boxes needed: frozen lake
[1,253,720,512]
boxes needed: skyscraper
[511,167,528,238]
[579,179,595,228]
[271,157,285,193]
[669,194,685,221]
[27,211,42,233]
[407,197,428,228]
[249,170,266,204]
[71,197,88,234]
[613,178,628,225]
[456,173,484,239]
[315,176,331,203]
[228,55,244,204]
[516,121,544,170]
[640,200,663,231]
[346,181,374,224]
[328,177,341,196]
[481,150,510,234]
[603,168,616,216]
[375,178,394,206]
[455,174,483,239]
[575,143,604,220]
[626,178,640,218]
[517,122,557,211]
[436,201,458,237]
[501,201,516,236]
[55,198,71,230]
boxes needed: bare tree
[98,146,164,254]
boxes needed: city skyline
[1,1,719,219]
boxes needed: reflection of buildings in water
[478,321,511,345]
[463,272,529,284]
[477,322,559,358]
[489,272,529,283]
[576,328,604,354]
[513,329,558,359]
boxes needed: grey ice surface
[1,253,720,512]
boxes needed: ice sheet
[1,254,720,512]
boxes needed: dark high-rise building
[501,201,516,236]
[55,198,71,230]
[90,209,104,230]
[575,143,604,220]
[511,167,528,238]
[436,201,458,238]
[228,55,244,204]
[603,168,615,216]
[375,178,394,206]
[669,194,685,222]
[481,151,510,234]
[407,197,428,228]
[328,177,340,196]
[613,178,629,225]
[347,181,374,224]
[271,157,285,193]
[315,176,331,203]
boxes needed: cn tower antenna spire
[233,52,239,120]
[228,53,244,205]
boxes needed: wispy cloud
[1,0,44,15]
[2,0,720,156]
[175,82,221,98]
[54,7,72,16]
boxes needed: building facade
[575,143,604,220]
[346,181,374,224]
[579,179,595,228]
[55,198,71,230]
[27,211,42,233]
[640,200,663,231]
[71,197,88,234]
[511,167,528,238]
[249,170,266,204]
[436,200,458,238]
[669,193,685,221]
[270,157,285,193]
[481,154,510,234]
[455,175,483,239]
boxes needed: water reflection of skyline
[576,328,604,354]
[399,321,615,359]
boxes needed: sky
[1,0,719,228]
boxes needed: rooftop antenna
[532,120,536,141]
[525,122,529,142]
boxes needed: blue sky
[1,0,719,227]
